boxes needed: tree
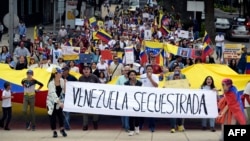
[76,0,83,18]
[204,0,215,43]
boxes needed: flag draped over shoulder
[95,29,112,43]
[202,31,213,56]
[140,41,164,66]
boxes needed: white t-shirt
[215,35,224,47]
[97,62,109,76]
[140,73,159,87]
[243,83,250,107]
[2,90,11,107]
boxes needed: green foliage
[199,22,205,37]
[214,4,237,13]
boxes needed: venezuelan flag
[203,31,213,56]
[160,26,169,36]
[143,41,164,66]
[203,31,211,44]
[89,17,97,27]
[158,13,163,28]
[95,30,112,43]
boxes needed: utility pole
[9,0,14,54]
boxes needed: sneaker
[128,131,134,136]
[150,127,155,132]
[53,131,58,138]
[177,125,185,132]
[93,121,98,130]
[32,125,36,131]
[26,122,31,130]
[202,127,207,130]
[4,127,10,131]
[82,125,88,131]
[135,126,139,134]
[0,120,3,128]
[170,128,175,133]
[60,129,67,137]
[210,127,216,132]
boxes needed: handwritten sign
[224,44,243,59]
[165,79,190,89]
[64,82,218,118]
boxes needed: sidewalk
[0,129,221,141]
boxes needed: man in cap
[21,70,44,131]
[78,65,100,131]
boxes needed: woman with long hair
[0,46,10,63]
[46,68,67,138]
[200,76,217,132]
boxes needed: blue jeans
[170,118,182,128]
[201,118,215,128]
[63,112,70,130]
[149,118,155,131]
[121,116,129,130]
[216,46,222,59]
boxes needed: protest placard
[75,18,84,26]
[124,47,134,64]
[223,44,243,59]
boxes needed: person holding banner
[46,68,67,138]
[140,65,159,132]
[200,76,217,132]
[168,71,185,133]
[116,65,131,132]
[217,78,246,141]
[124,70,143,136]
[79,65,101,130]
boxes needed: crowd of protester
[0,2,249,140]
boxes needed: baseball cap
[222,78,233,86]
[27,70,34,75]
[83,64,91,70]
[62,66,70,71]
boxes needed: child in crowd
[0,82,13,130]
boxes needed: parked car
[226,25,250,42]
[128,0,140,11]
[215,18,231,31]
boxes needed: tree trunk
[76,0,83,18]
[204,0,216,43]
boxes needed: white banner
[64,82,218,118]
